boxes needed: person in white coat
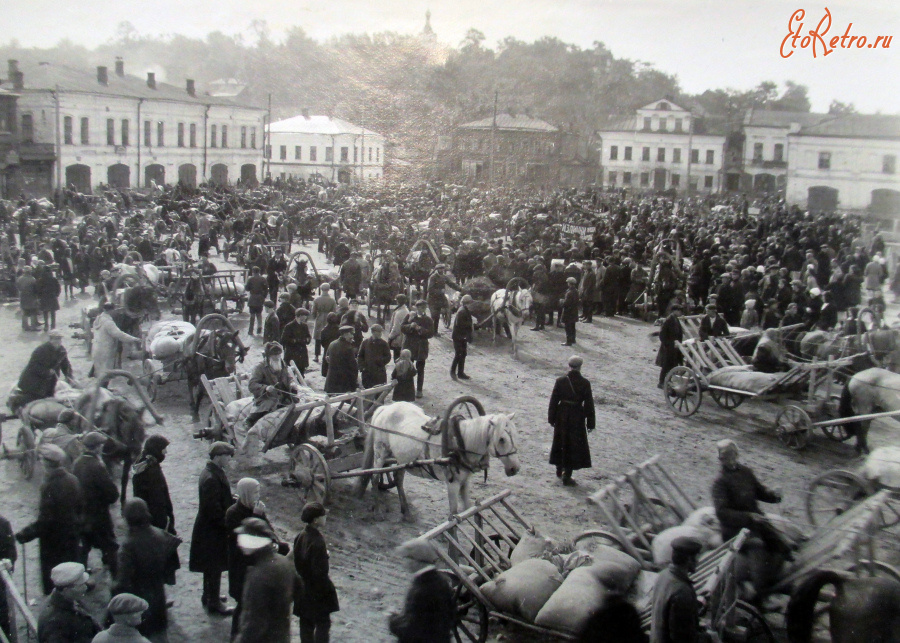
[91,303,140,379]
[387,294,410,360]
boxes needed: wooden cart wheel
[448,575,489,643]
[142,359,159,402]
[710,389,745,410]
[721,600,776,643]
[375,457,399,491]
[443,396,486,426]
[289,444,331,505]
[17,425,36,480]
[664,366,703,417]
[821,420,852,442]
[806,469,869,527]
[774,405,811,449]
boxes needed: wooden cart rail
[1,558,38,641]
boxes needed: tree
[771,81,811,112]
[828,100,857,115]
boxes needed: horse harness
[496,289,525,319]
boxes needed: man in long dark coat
[189,441,235,616]
[131,435,176,534]
[560,277,580,346]
[656,303,684,388]
[73,432,119,576]
[450,295,475,380]
[281,308,312,376]
[294,503,339,643]
[547,355,595,486]
[389,537,454,643]
[324,326,359,394]
[401,300,434,398]
[15,330,74,410]
[17,445,85,594]
[357,324,391,388]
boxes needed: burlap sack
[534,567,607,634]
[481,559,563,623]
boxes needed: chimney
[97,66,108,86]
[115,57,124,77]
[11,71,23,90]
[301,108,310,120]
[147,72,156,90]
[186,79,195,97]
[7,60,18,79]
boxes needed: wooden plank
[201,374,234,441]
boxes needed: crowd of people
[0,174,895,643]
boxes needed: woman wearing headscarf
[131,435,176,534]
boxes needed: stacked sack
[145,321,196,360]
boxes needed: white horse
[358,402,520,517]
[489,279,534,358]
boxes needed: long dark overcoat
[547,371,595,471]
[131,455,175,533]
[72,452,119,539]
[17,341,72,402]
[400,312,434,361]
[293,525,339,621]
[189,461,232,574]
[235,549,297,643]
[358,336,391,388]
[324,336,358,393]
[388,568,454,643]
[655,313,684,371]
[280,320,311,372]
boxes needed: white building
[2,58,265,194]
[597,99,726,193]
[266,113,384,183]
[785,114,900,216]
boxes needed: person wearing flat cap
[560,276,580,346]
[358,323,391,388]
[656,302,684,389]
[450,294,475,381]
[36,562,100,643]
[13,329,75,413]
[339,298,368,348]
[73,431,120,577]
[92,593,151,643]
[324,324,359,394]
[698,304,729,342]
[426,263,459,336]
[17,445,85,595]
[650,536,708,643]
[293,502,339,642]
[232,518,296,643]
[189,441,236,616]
[247,342,297,428]
[400,300,435,399]
[548,356,595,486]
[389,537,454,643]
[281,307,312,376]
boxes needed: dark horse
[786,569,900,642]
[185,317,247,422]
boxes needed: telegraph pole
[489,89,498,189]
[264,92,272,180]
[685,112,693,197]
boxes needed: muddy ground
[1,241,896,642]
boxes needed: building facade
[1,59,265,196]
[266,114,384,183]
[597,99,726,194]
[0,88,22,199]
[786,114,900,217]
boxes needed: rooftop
[268,114,382,137]
[794,114,900,139]
[458,114,557,132]
[744,109,831,128]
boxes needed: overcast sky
[2,0,897,113]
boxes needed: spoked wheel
[376,457,399,491]
[850,559,900,585]
[447,574,489,643]
[288,444,331,505]
[664,366,703,417]
[821,417,852,442]
[17,425,37,480]
[720,600,776,643]
[143,359,159,402]
[806,469,869,527]
[774,405,811,449]
[710,389,746,410]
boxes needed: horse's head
[215,328,245,372]
[99,398,146,459]
[487,413,520,476]
[515,289,534,320]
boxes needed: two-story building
[785,114,900,217]
[265,112,384,183]
[1,59,265,196]
[0,87,22,199]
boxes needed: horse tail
[786,569,845,643]
[839,379,860,438]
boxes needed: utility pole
[489,89,498,189]
[54,85,62,202]
[360,105,365,184]
[685,112,693,198]
[264,93,272,180]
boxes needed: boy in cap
[73,431,120,576]
[37,562,99,643]
[262,300,280,343]
[650,536,706,643]
[294,503,339,643]
[698,304,729,341]
[389,537,454,643]
[93,593,151,643]
[450,294,475,381]
[358,324,391,388]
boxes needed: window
[818,152,831,170]
[340,146,349,163]
[658,102,670,110]
[121,119,129,147]
[673,148,681,163]
[309,146,317,162]
[643,117,652,131]
[659,119,667,132]
[376,148,380,162]
[325,147,333,162]
[295,146,301,160]
[691,149,700,163]
[640,172,649,186]
[210,125,217,148]
[250,127,256,149]
[882,155,896,174]
[265,145,271,159]
[80,117,89,144]
[354,146,358,163]
[241,126,247,149]
[675,118,683,132]
[190,123,197,148]
[642,147,650,161]
[671,173,680,187]
[774,144,784,162]
[21,114,33,143]
[753,143,763,161]
[704,176,714,188]
[609,145,618,161]
[106,119,115,145]
[280,145,287,160]
[369,147,373,162]
[221,125,227,148]
[623,172,632,185]
[144,121,151,147]
[174,123,183,147]
[657,147,666,162]
[156,122,164,147]
[624,146,632,161]
[705,150,714,164]
[63,116,73,144]
[608,171,617,185]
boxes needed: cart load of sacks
[145,321,198,360]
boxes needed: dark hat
[414,299,427,307]
[107,593,149,616]
[295,307,310,316]
[349,299,359,305]
[236,516,277,541]
[209,441,235,458]
[122,498,152,526]
[396,294,408,304]
[82,432,107,450]
[669,302,684,311]
[370,324,384,333]
[339,324,355,333]
[705,303,718,311]
[671,536,703,556]
[264,341,283,356]
[263,300,275,308]
[301,502,326,523]
[103,302,116,310]
[326,312,341,323]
